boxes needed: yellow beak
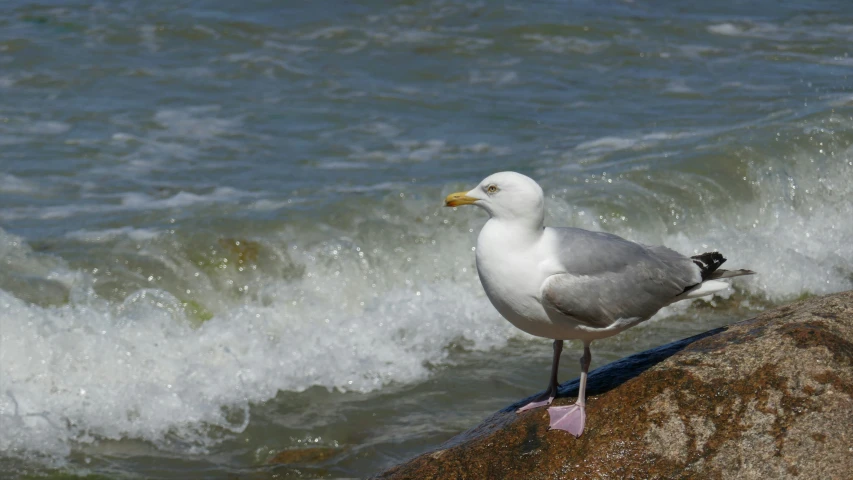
[444,191,478,207]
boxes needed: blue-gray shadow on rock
[505,326,727,412]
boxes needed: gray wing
[540,228,701,328]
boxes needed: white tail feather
[679,280,730,300]
[710,269,755,280]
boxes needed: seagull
[444,171,754,437]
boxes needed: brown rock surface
[376,290,853,480]
[267,446,342,465]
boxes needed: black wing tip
[691,251,727,280]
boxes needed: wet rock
[267,446,341,465]
[218,238,260,266]
[376,290,853,480]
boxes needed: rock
[218,238,260,266]
[376,290,853,480]
[267,446,342,465]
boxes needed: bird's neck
[492,208,545,232]
[480,217,545,250]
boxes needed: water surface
[1,0,852,478]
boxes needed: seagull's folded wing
[540,228,702,327]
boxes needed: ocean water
[1,0,851,478]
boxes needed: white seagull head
[445,171,545,227]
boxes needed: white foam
[120,187,245,209]
[664,80,695,94]
[695,150,853,299]
[574,131,700,155]
[828,94,853,107]
[263,41,316,54]
[301,26,352,41]
[153,107,241,140]
[0,173,38,194]
[707,22,782,39]
[359,122,403,138]
[316,160,372,170]
[331,182,405,193]
[549,145,853,302]
[365,27,442,45]
[23,121,71,135]
[2,134,851,465]
[248,199,297,211]
[88,106,248,182]
[707,23,743,36]
[0,118,70,146]
[65,227,161,243]
[349,139,511,163]
[0,223,522,461]
[575,136,638,152]
[0,187,253,221]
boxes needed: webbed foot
[547,403,585,437]
[516,393,555,412]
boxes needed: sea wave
[3,109,853,461]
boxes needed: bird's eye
[486,185,498,194]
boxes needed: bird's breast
[475,229,550,333]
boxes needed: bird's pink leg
[517,339,563,412]
[547,341,591,437]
